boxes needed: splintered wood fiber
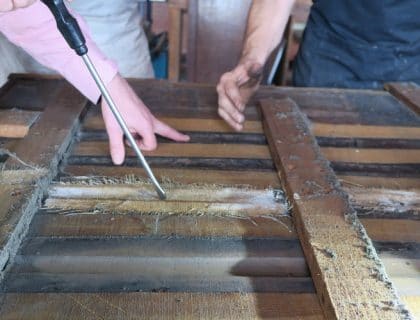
[45,177,289,218]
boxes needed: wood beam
[261,98,411,319]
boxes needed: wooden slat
[0,109,40,138]
[0,292,324,320]
[261,98,410,319]
[5,238,309,291]
[313,123,420,140]
[338,175,420,190]
[322,148,420,164]
[44,182,288,218]
[73,142,272,159]
[346,187,420,220]
[84,115,265,134]
[385,82,420,115]
[84,115,420,140]
[361,219,420,243]
[30,211,296,239]
[61,166,281,188]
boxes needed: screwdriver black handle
[41,0,88,56]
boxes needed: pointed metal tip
[156,188,167,200]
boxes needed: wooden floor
[0,76,419,319]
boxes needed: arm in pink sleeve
[0,1,118,103]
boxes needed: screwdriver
[41,0,167,200]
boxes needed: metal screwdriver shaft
[41,0,166,200]
[82,55,166,200]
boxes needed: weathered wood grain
[385,82,420,115]
[73,142,272,159]
[0,292,324,320]
[261,98,410,319]
[45,182,288,218]
[61,166,282,188]
[0,109,40,138]
[4,83,87,169]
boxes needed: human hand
[101,74,190,165]
[0,0,37,11]
[216,59,263,131]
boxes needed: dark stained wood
[1,76,419,319]
[261,98,410,319]
[4,82,87,169]
[385,82,420,115]
[66,156,276,171]
[0,76,64,111]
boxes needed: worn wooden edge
[261,97,412,319]
[0,83,88,281]
[385,82,420,115]
[0,292,324,320]
[0,109,41,138]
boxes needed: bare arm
[217,0,295,131]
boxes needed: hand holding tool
[40,0,166,200]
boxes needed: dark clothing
[293,0,420,89]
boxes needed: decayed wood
[0,109,40,138]
[0,83,87,280]
[61,166,281,188]
[347,187,420,220]
[261,98,410,319]
[45,182,288,217]
[4,83,87,169]
[385,82,420,115]
[0,292,324,320]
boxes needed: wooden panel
[187,0,252,83]
[0,109,40,138]
[0,292,324,320]
[261,98,410,319]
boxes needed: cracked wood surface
[261,98,411,319]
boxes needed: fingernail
[112,154,124,165]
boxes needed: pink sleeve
[0,1,118,103]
